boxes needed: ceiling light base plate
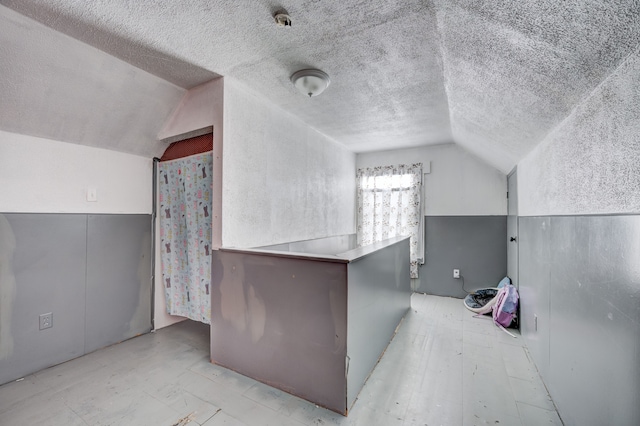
[290,69,331,97]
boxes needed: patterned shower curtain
[159,152,213,324]
[356,163,423,278]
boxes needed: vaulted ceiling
[1,1,638,172]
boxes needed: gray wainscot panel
[518,217,551,378]
[85,214,152,353]
[507,170,519,288]
[520,215,640,426]
[507,215,519,288]
[0,213,153,386]
[420,216,507,298]
[0,214,87,385]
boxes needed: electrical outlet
[453,269,460,279]
[39,313,53,330]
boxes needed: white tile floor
[0,294,563,425]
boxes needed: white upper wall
[357,144,507,216]
[222,79,356,248]
[518,47,640,216]
[156,78,224,248]
[0,130,152,214]
[153,78,224,330]
[158,78,223,141]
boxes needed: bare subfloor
[0,294,562,425]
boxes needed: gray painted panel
[85,215,152,353]
[210,251,348,414]
[420,216,507,298]
[520,215,640,425]
[507,216,519,288]
[507,170,518,288]
[0,214,87,385]
[346,238,411,409]
[518,217,551,378]
[549,216,640,426]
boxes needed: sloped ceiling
[435,0,640,172]
[0,6,189,157]
[1,1,638,171]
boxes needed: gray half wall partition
[0,213,152,385]
[420,216,507,298]
[519,215,640,426]
[210,236,412,415]
[346,237,411,408]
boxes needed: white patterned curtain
[159,152,213,324]
[357,163,423,278]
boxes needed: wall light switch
[87,187,97,202]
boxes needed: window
[356,163,423,278]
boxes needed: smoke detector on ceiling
[274,9,292,27]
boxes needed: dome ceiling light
[290,69,331,97]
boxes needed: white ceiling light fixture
[290,69,331,97]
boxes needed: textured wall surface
[519,48,640,216]
[222,79,356,248]
[0,130,153,214]
[357,144,507,216]
[0,6,185,158]
[519,215,640,426]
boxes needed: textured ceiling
[434,0,640,172]
[1,0,639,172]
